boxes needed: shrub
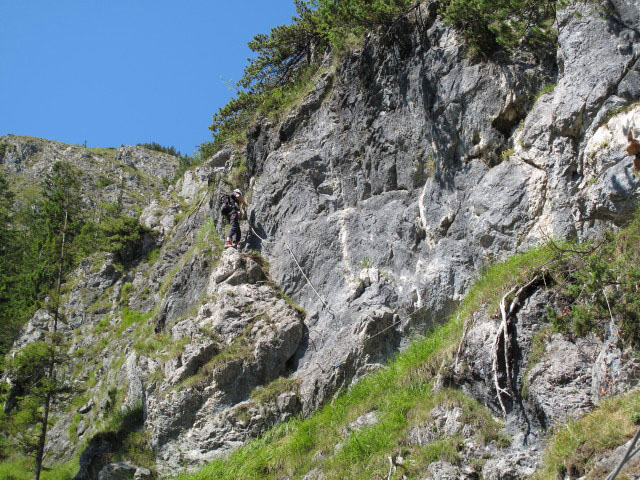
[439,0,559,54]
[95,176,115,188]
[100,216,152,264]
[544,210,640,346]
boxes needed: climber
[626,131,640,172]
[221,188,247,249]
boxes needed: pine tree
[2,162,83,479]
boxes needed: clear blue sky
[0,1,297,156]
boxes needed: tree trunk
[33,209,67,480]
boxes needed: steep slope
[1,0,640,479]
[0,135,180,215]
[243,0,640,414]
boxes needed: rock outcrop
[145,249,305,473]
[244,0,640,417]
[3,0,640,478]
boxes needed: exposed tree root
[492,276,542,417]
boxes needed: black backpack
[220,194,235,216]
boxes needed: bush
[0,143,8,161]
[100,216,152,264]
[545,210,640,346]
[95,176,115,188]
[439,0,559,54]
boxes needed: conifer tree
[2,162,82,480]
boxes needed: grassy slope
[171,246,558,480]
[173,208,640,479]
[533,392,640,479]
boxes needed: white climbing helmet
[233,188,243,196]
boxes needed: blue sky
[0,1,297,156]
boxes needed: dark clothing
[226,194,242,244]
[228,210,241,243]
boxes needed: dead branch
[492,276,541,416]
[453,314,468,369]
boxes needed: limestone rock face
[4,1,640,478]
[244,0,640,418]
[115,146,180,181]
[144,249,304,474]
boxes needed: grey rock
[97,462,137,480]
[116,146,179,180]
[591,321,640,401]
[424,461,476,480]
[134,467,153,480]
[482,452,538,480]
[303,468,326,480]
[209,146,232,168]
[6,1,640,477]
[78,400,93,415]
[346,411,379,434]
[145,248,305,474]
[527,334,598,427]
[0,135,175,217]
[244,0,640,426]
[409,406,464,447]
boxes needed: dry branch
[492,276,541,417]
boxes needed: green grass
[0,458,78,480]
[117,307,153,335]
[170,246,556,480]
[251,377,301,405]
[413,436,462,465]
[533,83,556,102]
[533,391,640,480]
[500,148,515,162]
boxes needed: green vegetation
[0,336,72,478]
[0,162,157,478]
[533,83,557,102]
[1,160,155,362]
[203,0,412,156]
[0,142,8,160]
[0,164,86,359]
[172,212,640,479]
[533,391,640,480]
[439,0,560,54]
[118,308,153,335]
[99,215,152,264]
[545,210,640,346]
[500,147,515,162]
[95,175,116,188]
[137,142,185,158]
[251,377,301,405]
[204,0,568,158]
[170,246,565,480]
[0,458,77,480]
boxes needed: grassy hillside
[171,209,640,480]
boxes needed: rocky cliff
[2,0,640,478]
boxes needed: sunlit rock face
[4,0,640,477]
